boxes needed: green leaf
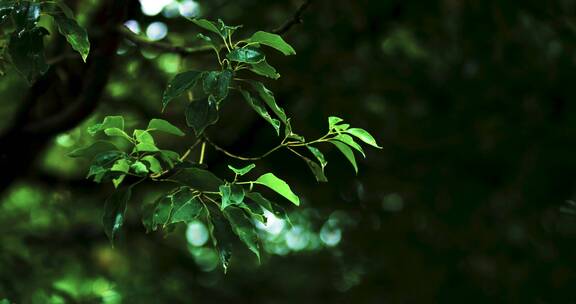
[102,186,132,245]
[168,168,224,192]
[134,129,155,145]
[307,146,327,169]
[170,187,203,223]
[8,27,49,83]
[48,9,90,62]
[142,155,162,174]
[285,119,305,142]
[333,134,365,157]
[228,163,256,176]
[220,184,245,210]
[162,70,203,110]
[328,116,344,129]
[217,19,242,38]
[246,31,296,55]
[159,150,181,168]
[248,81,287,123]
[245,192,291,225]
[112,174,125,188]
[104,127,132,141]
[131,161,149,175]
[304,158,328,182]
[190,18,223,37]
[88,116,124,135]
[203,69,233,101]
[208,208,234,273]
[240,89,280,135]
[331,141,358,174]
[68,141,118,159]
[147,118,185,136]
[223,206,260,261]
[227,47,265,64]
[249,60,280,79]
[185,96,219,136]
[111,158,130,173]
[152,195,172,228]
[239,200,266,224]
[135,143,159,152]
[254,173,300,206]
[345,128,382,148]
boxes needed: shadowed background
[1,0,576,303]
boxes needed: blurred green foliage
[2,0,576,303]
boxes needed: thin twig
[272,0,313,35]
[203,135,284,161]
[118,26,216,56]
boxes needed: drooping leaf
[228,163,256,176]
[159,150,181,168]
[207,207,234,273]
[203,69,233,101]
[162,70,203,110]
[185,96,219,136]
[110,158,130,173]
[331,140,358,174]
[147,118,185,136]
[112,174,125,188]
[254,173,300,206]
[345,128,382,148]
[102,186,132,245]
[88,116,124,135]
[223,206,261,261]
[307,146,327,169]
[47,7,90,62]
[142,155,162,174]
[227,47,265,64]
[104,127,132,141]
[239,200,266,223]
[245,192,291,225]
[304,157,328,182]
[285,119,305,142]
[68,141,118,159]
[131,161,149,175]
[248,80,287,123]
[249,60,280,79]
[8,26,49,83]
[240,89,280,135]
[220,184,245,210]
[246,31,296,55]
[333,134,365,157]
[152,195,172,228]
[167,168,224,192]
[170,187,203,223]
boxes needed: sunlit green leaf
[228,163,256,176]
[307,146,327,169]
[333,134,365,157]
[249,59,280,79]
[345,128,382,148]
[190,18,223,37]
[104,127,132,141]
[248,80,287,123]
[245,192,291,225]
[247,31,296,55]
[142,155,162,174]
[328,116,344,130]
[147,118,185,136]
[254,173,300,206]
[88,116,124,135]
[111,158,130,173]
[331,140,358,174]
[131,161,149,175]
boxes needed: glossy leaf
[248,81,287,123]
[328,116,344,130]
[228,163,256,176]
[185,97,219,136]
[170,187,202,223]
[102,186,132,244]
[147,118,185,136]
[304,157,328,182]
[227,47,265,64]
[190,18,222,37]
[134,130,155,145]
[88,116,124,135]
[110,158,130,173]
[331,140,358,174]
[162,70,203,110]
[8,27,49,83]
[245,192,291,225]
[131,161,149,175]
[142,155,162,174]
[240,89,280,135]
[220,184,245,210]
[104,127,131,141]
[247,31,296,55]
[223,206,261,261]
[49,9,90,62]
[249,60,280,79]
[168,168,224,192]
[307,146,327,169]
[333,134,365,157]
[254,173,300,206]
[346,128,382,148]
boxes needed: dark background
[1,0,576,303]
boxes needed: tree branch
[272,0,313,35]
[118,26,216,56]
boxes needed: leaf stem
[199,141,207,164]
